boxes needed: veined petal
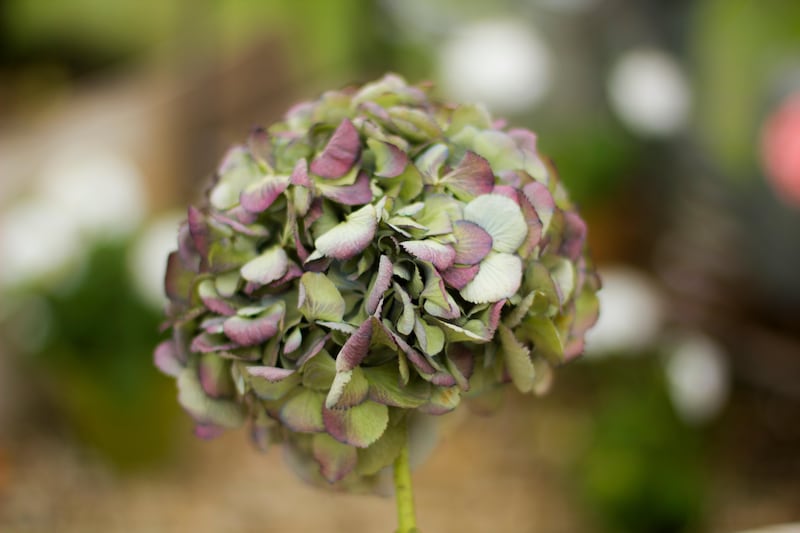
[460,252,522,304]
[464,194,527,253]
[452,220,493,265]
[400,240,456,271]
[441,151,495,200]
[441,264,480,290]
[310,119,361,178]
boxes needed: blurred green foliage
[28,243,184,469]
[576,358,706,533]
[692,0,800,178]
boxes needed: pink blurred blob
[762,93,800,207]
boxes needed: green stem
[393,440,419,533]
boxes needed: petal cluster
[156,74,600,491]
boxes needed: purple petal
[379,323,437,376]
[486,299,506,339]
[400,240,456,271]
[211,212,269,237]
[441,151,495,199]
[190,332,238,353]
[368,139,408,178]
[522,181,555,233]
[520,194,544,256]
[290,158,311,186]
[431,373,457,387]
[247,365,296,381]
[359,100,391,122]
[227,205,259,225]
[335,319,373,372]
[559,211,587,261]
[177,223,200,269]
[296,332,331,367]
[223,306,284,347]
[441,264,480,290]
[154,340,184,377]
[319,170,373,206]
[271,262,303,286]
[310,119,361,178]
[366,255,393,315]
[452,220,493,265]
[240,176,289,213]
[508,128,538,153]
[491,184,519,203]
[187,206,209,256]
[194,423,226,440]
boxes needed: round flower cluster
[155,74,599,491]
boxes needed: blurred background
[1,1,799,531]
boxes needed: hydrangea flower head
[155,74,600,490]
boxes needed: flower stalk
[394,440,419,533]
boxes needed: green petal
[356,421,406,476]
[463,194,527,253]
[247,365,301,400]
[323,401,389,448]
[298,272,346,322]
[364,364,431,408]
[413,317,445,357]
[521,316,564,364]
[280,388,326,433]
[301,350,336,390]
[326,367,370,409]
[419,386,461,415]
[543,255,576,305]
[460,252,522,304]
[498,323,534,393]
[393,283,416,336]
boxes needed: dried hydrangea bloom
[155,74,600,491]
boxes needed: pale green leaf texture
[498,323,534,393]
[298,272,346,322]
